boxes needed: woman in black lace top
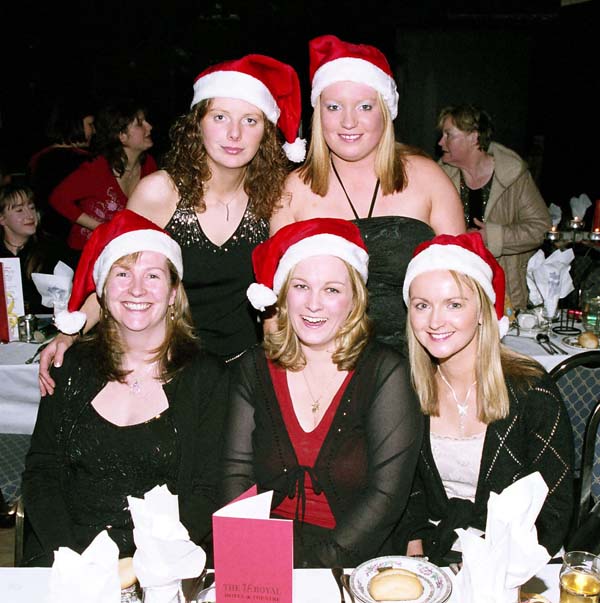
[22,210,227,567]
[223,218,422,567]
[399,232,573,563]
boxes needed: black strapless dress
[354,216,434,354]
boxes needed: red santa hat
[402,232,509,337]
[55,210,183,335]
[309,34,399,119]
[247,218,369,311]
[191,54,306,162]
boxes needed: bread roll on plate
[368,567,424,601]
[118,557,137,589]
[578,331,599,349]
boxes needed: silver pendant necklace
[301,365,339,426]
[437,365,477,433]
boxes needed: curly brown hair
[163,100,291,221]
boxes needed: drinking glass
[559,551,600,603]
[582,287,600,334]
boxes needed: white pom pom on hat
[56,210,183,335]
[247,218,369,311]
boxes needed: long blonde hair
[299,93,424,196]
[264,261,371,371]
[407,272,542,423]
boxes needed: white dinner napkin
[548,203,562,227]
[452,472,551,603]
[570,193,592,222]
[128,485,206,603]
[46,530,121,603]
[31,261,74,313]
[526,248,574,316]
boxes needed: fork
[331,567,345,602]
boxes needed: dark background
[1,0,597,211]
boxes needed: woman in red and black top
[50,99,157,251]
[222,218,422,568]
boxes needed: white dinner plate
[349,556,452,603]
[562,335,587,350]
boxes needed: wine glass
[559,551,600,602]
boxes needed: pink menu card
[213,487,293,603]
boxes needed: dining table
[0,341,42,436]
[0,563,561,603]
[502,323,599,372]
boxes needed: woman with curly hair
[39,55,304,393]
[49,98,157,251]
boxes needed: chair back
[550,351,600,505]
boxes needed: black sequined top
[65,406,179,557]
[22,344,229,566]
[354,216,435,355]
[165,204,269,361]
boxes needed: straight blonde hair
[407,273,542,423]
[264,261,371,371]
[299,94,416,197]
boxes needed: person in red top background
[222,218,422,568]
[50,98,157,251]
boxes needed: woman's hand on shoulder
[38,333,78,396]
[127,170,178,228]
[407,154,465,235]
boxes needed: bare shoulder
[404,153,465,235]
[270,169,309,234]
[127,170,179,227]
[404,153,448,182]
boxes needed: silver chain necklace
[437,365,477,433]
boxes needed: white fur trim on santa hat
[282,137,307,163]
[191,71,280,123]
[93,229,184,294]
[247,283,278,312]
[54,309,87,335]
[311,57,399,119]
[272,233,369,295]
[402,244,495,306]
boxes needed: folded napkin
[31,261,74,313]
[526,248,574,316]
[452,472,551,603]
[47,530,121,603]
[548,203,562,228]
[128,485,206,603]
[570,193,592,221]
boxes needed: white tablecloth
[0,342,41,435]
[503,329,599,372]
[0,564,560,603]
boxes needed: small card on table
[213,486,293,603]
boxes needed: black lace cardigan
[397,370,574,563]
[221,341,423,568]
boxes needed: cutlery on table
[535,334,555,355]
[536,333,568,355]
[341,573,355,603]
[543,336,568,354]
[332,567,346,602]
